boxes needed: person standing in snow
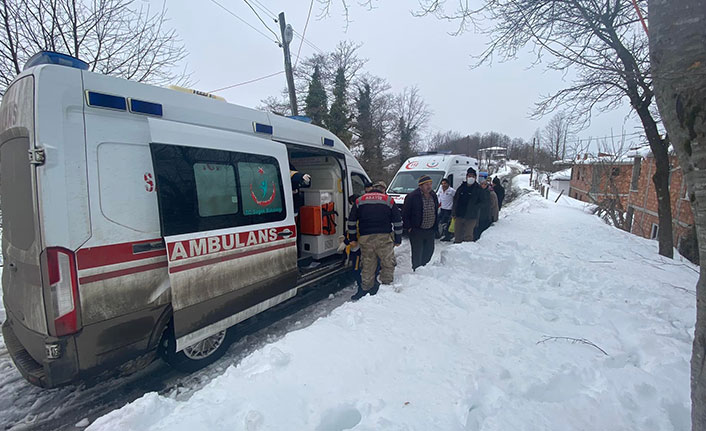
[347,181,403,300]
[437,178,455,241]
[344,194,363,290]
[452,168,482,243]
[474,174,498,240]
[492,177,505,210]
[402,174,439,271]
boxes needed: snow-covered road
[83,178,696,431]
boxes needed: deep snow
[84,177,697,431]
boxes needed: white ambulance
[386,153,478,206]
[0,52,371,388]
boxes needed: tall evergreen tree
[354,83,384,180]
[327,67,353,147]
[304,65,328,127]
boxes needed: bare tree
[417,0,674,258]
[583,139,631,230]
[393,85,431,165]
[650,1,706,429]
[543,111,573,161]
[0,0,189,95]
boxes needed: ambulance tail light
[47,247,79,336]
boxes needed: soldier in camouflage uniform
[347,181,403,300]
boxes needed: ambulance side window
[351,172,367,196]
[194,163,239,217]
[237,161,284,216]
[151,143,287,236]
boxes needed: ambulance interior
[287,146,346,273]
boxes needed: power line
[249,0,278,19]
[292,30,324,54]
[563,131,645,145]
[210,71,285,93]
[242,0,281,44]
[248,0,325,54]
[208,0,279,45]
[294,0,315,69]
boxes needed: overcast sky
[156,0,643,149]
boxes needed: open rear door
[148,119,297,351]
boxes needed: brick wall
[568,162,632,209]
[627,154,694,247]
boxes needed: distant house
[477,146,507,174]
[568,154,633,208]
[549,168,572,196]
[568,147,696,261]
[625,147,695,253]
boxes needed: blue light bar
[86,91,127,111]
[254,123,273,134]
[129,99,163,117]
[323,138,335,147]
[24,51,89,71]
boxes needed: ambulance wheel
[160,323,230,372]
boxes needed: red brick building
[569,148,696,260]
[568,156,633,208]
[625,149,694,250]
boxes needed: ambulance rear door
[148,119,297,351]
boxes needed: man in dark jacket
[290,163,311,216]
[452,167,482,243]
[492,177,505,210]
[347,181,403,300]
[402,174,439,271]
[474,175,496,240]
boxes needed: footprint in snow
[316,404,362,431]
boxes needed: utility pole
[278,12,298,116]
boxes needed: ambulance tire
[159,322,230,373]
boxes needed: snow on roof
[626,144,676,158]
[570,153,633,165]
[626,144,653,158]
[551,167,572,181]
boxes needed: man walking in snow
[347,181,403,300]
[402,174,439,271]
[452,167,482,243]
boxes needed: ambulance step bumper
[2,320,47,387]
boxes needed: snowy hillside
[86,177,697,431]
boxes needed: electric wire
[248,0,325,54]
[208,0,280,45]
[293,0,315,69]
[210,71,285,93]
[242,0,281,44]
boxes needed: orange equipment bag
[300,206,322,235]
[300,203,337,236]
[322,202,337,235]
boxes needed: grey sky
[156,0,643,149]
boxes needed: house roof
[551,168,572,181]
[570,154,634,165]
